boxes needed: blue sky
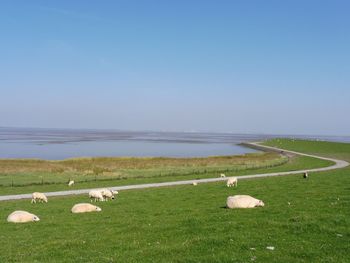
[0,0,349,135]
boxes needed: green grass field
[0,149,333,195]
[0,152,287,187]
[0,139,349,262]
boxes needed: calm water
[0,128,349,160]
[0,140,258,160]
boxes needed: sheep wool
[226,195,265,209]
[31,192,48,203]
[226,177,238,187]
[71,203,102,213]
[89,190,104,202]
[7,211,40,223]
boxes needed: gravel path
[0,142,348,201]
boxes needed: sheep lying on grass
[226,177,238,187]
[31,192,48,203]
[220,173,226,178]
[71,203,102,213]
[7,211,40,223]
[226,195,264,208]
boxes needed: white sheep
[192,182,198,186]
[68,180,75,187]
[226,177,238,187]
[7,211,40,223]
[71,203,102,213]
[31,192,48,203]
[100,188,116,201]
[89,190,104,202]
[220,173,226,178]
[226,195,265,209]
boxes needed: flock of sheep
[6,185,118,223]
[6,172,309,223]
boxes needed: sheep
[303,172,308,179]
[100,188,116,201]
[31,192,48,203]
[226,177,238,187]
[220,173,226,178]
[71,203,102,214]
[226,195,264,209]
[89,190,105,202]
[68,180,75,187]
[7,211,40,223]
[192,182,198,186]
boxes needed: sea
[0,127,349,160]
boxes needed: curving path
[0,142,348,201]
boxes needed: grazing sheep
[68,180,75,187]
[89,190,105,202]
[100,188,116,201]
[220,173,226,178]
[7,211,40,223]
[71,203,102,214]
[192,182,198,186]
[31,192,48,203]
[226,195,264,209]
[226,177,238,187]
[303,172,308,179]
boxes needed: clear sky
[1,0,349,135]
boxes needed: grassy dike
[0,139,348,262]
[0,152,287,187]
[0,150,332,195]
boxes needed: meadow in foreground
[0,139,349,262]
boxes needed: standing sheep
[68,180,75,187]
[220,173,226,178]
[226,177,238,187]
[31,192,48,203]
[303,172,308,179]
[71,203,102,213]
[89,190,105,202]
[7,211,40,223]
[226,195,264,209]
[100,188,116,201]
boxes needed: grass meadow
[0,153,332,195]
[0,139,349,262]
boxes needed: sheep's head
[257,200,265,207]
[112,190,119,195]
[95,206,102,212]
[33,216,40,222]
